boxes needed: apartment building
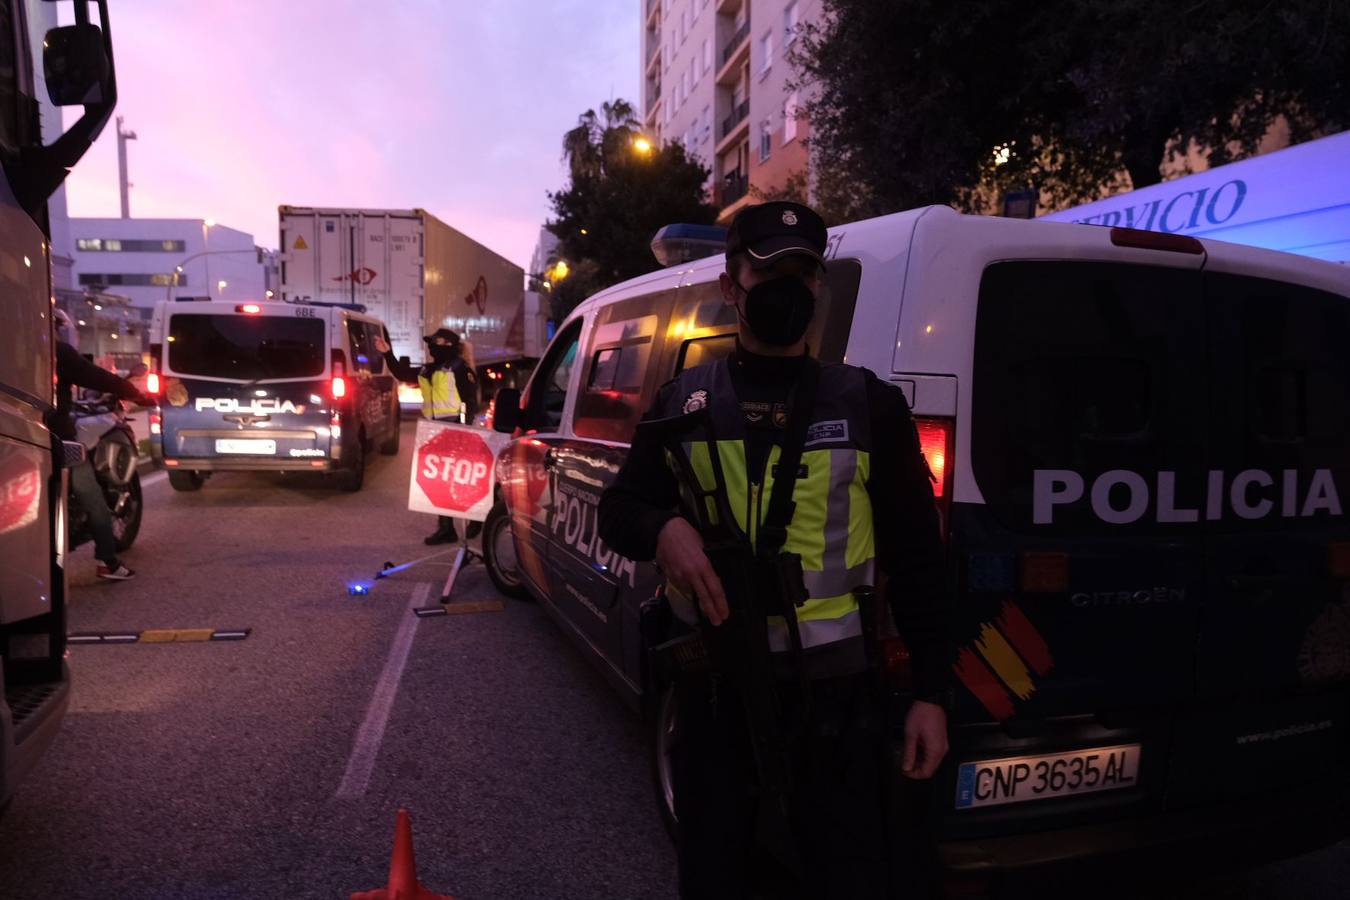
[642,0,823,223]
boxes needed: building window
[79,273,181,287]
[784,1,800,45]
[690,56,697,87]
[759,31,774,75]
[76,238,187,253]
[701,105,712,144]
[702,37,712,75]
[758,119,773,161]
[783,92,799,143]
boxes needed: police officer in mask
[376,327,479,544]
[599,202,952,898]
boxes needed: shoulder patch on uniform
[683,389,709,414]
[805,419,849,446]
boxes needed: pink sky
[61,1,638,269]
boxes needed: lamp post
[165,248,257,302]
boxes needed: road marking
[67,628,252,645]
[141,471,168,488]
[336,581,429,799]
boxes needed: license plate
[215,438,276,455]
[955,744,1141,810]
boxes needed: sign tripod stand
[369,520,486,616]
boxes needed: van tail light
[237,303,262,315]
[331,349,348,401]
[149,411,162,436]
[914,416,954,538]
[146,372,161,395]
[1021,551,1070,593]
[1110,227,1203,255]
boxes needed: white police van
[147,300,401,492]
[485,204,1350,884]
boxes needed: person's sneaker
[97,560,136,581]
[424,526,458,546]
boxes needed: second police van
[484,205,1350,882]
[147,300,402,492]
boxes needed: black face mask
[736,275,816,346]
[429,343,456,365]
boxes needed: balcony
[719,170,749,207]
[646,41,662,75]
[647,0,661,24]
[649,80,661,105]
[721,20,750,67]
[721,99,749,140]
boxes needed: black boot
[424,519,459,545]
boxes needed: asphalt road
[0,419,1347,899]
[0,420,676,900]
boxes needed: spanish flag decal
[954,601,1054,721]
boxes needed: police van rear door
[1171,261,1350,807]
[160,306,333,462]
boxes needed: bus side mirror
[493,388,521,433]
[44,24,112,106]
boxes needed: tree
[793,0,1350,216]
[545,99,719,320]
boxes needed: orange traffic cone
[349,808,456,900]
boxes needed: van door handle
[542,448,558,470]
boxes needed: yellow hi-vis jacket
[418,367,463,421]
[660,358,875,675]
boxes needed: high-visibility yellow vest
[660,358,875,674]
[418,367,463,421]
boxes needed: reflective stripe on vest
[418,368,463,420]
[662,359,876,660]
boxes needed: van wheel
[379,416,401,455]
[335,436,365,492]
[167,471,204,492]
[651,683,679,841]
[482,500,530,600]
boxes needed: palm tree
[562,99,642,181]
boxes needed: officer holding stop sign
[376,328,481,544]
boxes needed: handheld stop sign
[408,420,509,521]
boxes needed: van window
[522,319,582,432]
[167,314,327,381]
[677,334,736,372]
[575,312,660,442]
[971,261,1205,534]
[347,320,373,373]
[363,324,386,374]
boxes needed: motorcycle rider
[52,309,152,581]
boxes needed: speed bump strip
[68,628,252,644]
[413,600,504,618]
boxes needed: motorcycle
[69,394,143,553]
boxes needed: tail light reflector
[1021,551,1070,593]
[1330,542,1350,579]
[149,411,162,436]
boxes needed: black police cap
[423,327,461,346]
[725,201,828,270]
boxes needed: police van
[483,205,1350,882]
[147,300,402,492]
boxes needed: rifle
[638,359,821,877]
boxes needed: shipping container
[277,207,531,369]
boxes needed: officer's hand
[373,335,391,354]
[656,517,729,626]
[901,700,948,780]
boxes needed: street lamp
[632,135,653,155]
[165,248,260,302]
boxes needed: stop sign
[408,420,508,520]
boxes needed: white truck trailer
[277,207,530,369]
